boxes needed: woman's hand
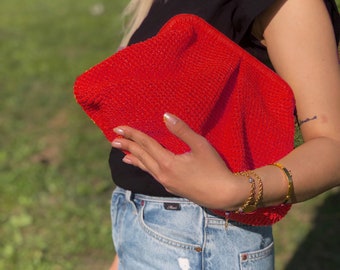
[111,113,243,210]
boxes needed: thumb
[163,113,206,153]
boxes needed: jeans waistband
[115,186,195,204]
[114,186,229,222]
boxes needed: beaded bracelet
[271,163,296,204]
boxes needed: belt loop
[125,190,132,201]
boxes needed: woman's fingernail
[113,127,125,135]
[111,140,122,148]
[163,113,178,125]
[122,156,132,164]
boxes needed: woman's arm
[111,0,340,209]
[253,0,340,204]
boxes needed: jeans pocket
[137,200,202,250]
[239,241,274,270]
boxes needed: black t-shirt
[109,0,340,196]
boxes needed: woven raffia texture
[74,14,296,225]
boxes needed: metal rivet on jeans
[194,247,202,252]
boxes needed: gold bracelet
[271,163,296,204]
[234,171,256,213]
[248,170,264,208]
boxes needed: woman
[108,0,340,269]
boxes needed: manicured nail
[111,140,122,148]
[163,113,178,125]
[113,127,124,135]
[122,156,132,164]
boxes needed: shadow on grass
[285,190,340,270]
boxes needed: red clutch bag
[74,14,295,225]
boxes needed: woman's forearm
[254,137,340,207]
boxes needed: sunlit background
[1,1,339,269]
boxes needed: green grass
[1,1,339,269]
[0,1,128,269]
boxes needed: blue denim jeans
[111,187,274,270]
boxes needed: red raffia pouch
[74,14,295,226]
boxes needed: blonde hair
[120,0,154,47]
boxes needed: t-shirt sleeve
[324,0,340,45]
[232,0,340,45]
[231,0,276,43]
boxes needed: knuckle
[138,137,150,149]
[159,153,176,170]
[137,150,149,161]
[156,155,176,184]
[196,136,209,149]
[173,122,189,137]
